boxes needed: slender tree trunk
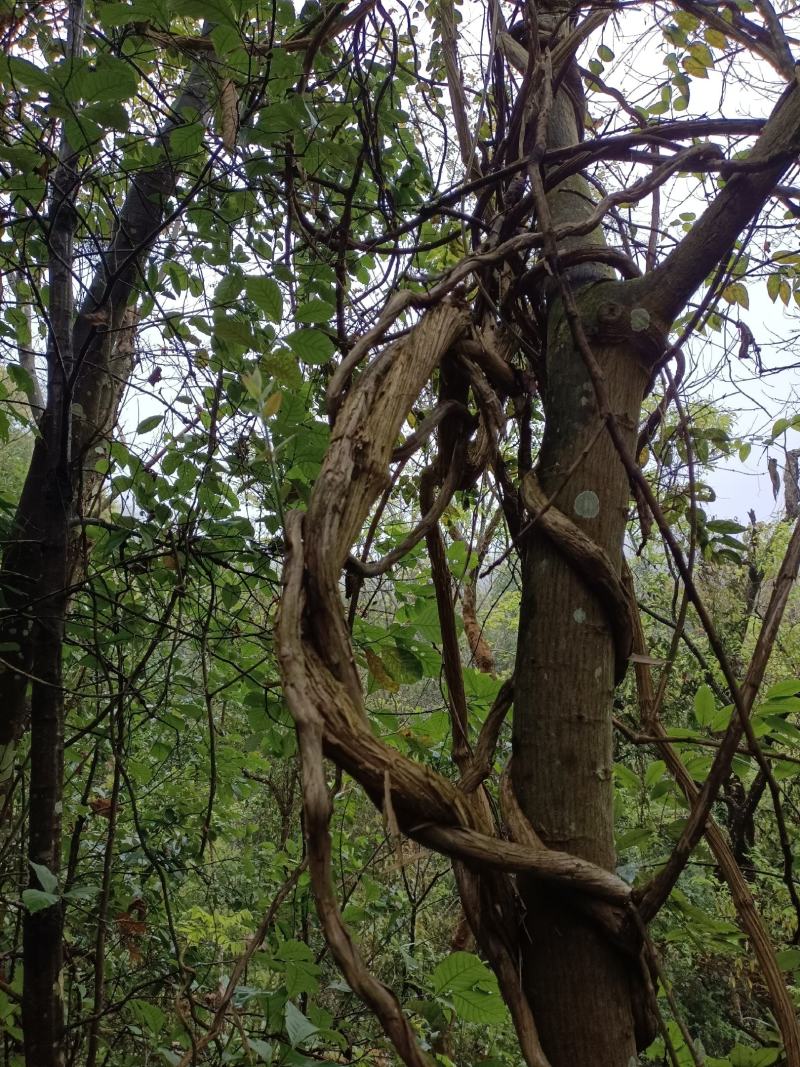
[0,45,214,1067]
[0,59,215,812]
[21,4,85,1060]
[510,8,658,1062]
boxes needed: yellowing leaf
[689,42,714,67]
[365,648,398,692]
[722,282,748,308]
[682,56,708,78]
[705,27,727,49]
[262,391,282,417]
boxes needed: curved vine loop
[276,298,635,1065]
[520,470,635,682]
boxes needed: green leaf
[705,27,727,49]
[136,415,163,434]
[30,861,58,894]
[682,56,708,79]
[430,952,506,1025]
[295,299,336,324]
[128,999,166,1034]
[22,889,59,913]
[728,1046,780,1067]
[694,684,715,727]
[722,281,748,308]
[689,42,714,67]
[214,316,253,348]
[614,763,640,792]
[286,329,335,365]
[248,1038,274,1063]
[246,277,283,322]
[431,952,483,994]
[449,985,507,1025]
[7,363,35,398]
[616,827,652,851]
[275,940,321,997]
[5,56,54,94]
[63,884,99,902]
[285,959,320,997]
[766,679,800,699]
[82,55,138,104]
[776,948,800,972]
[284,1002,318,1047]
[767,272,782,302]
[169,121,205,159]
[772,417,790,439]
[644,760,666,788]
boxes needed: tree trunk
[0,60,214,810]
[0,49,214,1067]
[513,284,655,1066]
[505,7,650,1062]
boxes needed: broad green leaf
[214,316,253,348]
[431,951,494,995]
[722,281,748,308]
[30,861,58,894]
[694,684,715,727]
[248,1038,274,1063]
[449,985,507,1025]
[430,952,506,1025]
[247,277,283,322]
[22,888,59,913]
[136,415,163,434]
[284,1002,318,1047]
[82,55,138,104]
[614,763,640,792]
[169,121,205,159]
[776,948,800,972]
[286,329,335,365]
[766,679,800,699]
[128,999,166,1034]
[644,760,666,788]
[285,959,320,998]
[728,1046,780,1067]
[705,27,727,49]
[616,827,652,851]
[6,56,54,94]
[295,299,336,324]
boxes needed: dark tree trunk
[0,50,214,1067]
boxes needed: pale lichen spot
[574,490,600,518]
[573,607,586,623]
